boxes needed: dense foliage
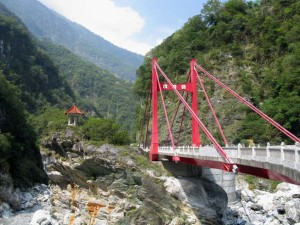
[0,3,135,188]
[82,118,131,145]
[0,73,48,186]
[135,0,300,145]
[0,6,74,112]
[0,0,144,81]
[39,40,139,136]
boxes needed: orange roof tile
[64,104,84,115]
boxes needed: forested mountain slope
[0,1,138,133]
[0,4,74,113]
[0,0,144,81]
[0,3,66,186]
[134,0,300,145]
[0,2,138,188]
[39,40,138,133]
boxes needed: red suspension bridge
[142,58,300,185]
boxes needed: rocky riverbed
[0,130,299,224]
[1,176,299,225]
[0,183,51,225]
[226,176,300,225]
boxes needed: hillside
[0,5,74,112]
[0,1,139,134]
[134,0,300,145]
[39,40,139,133]
[0,0,144,81]
[0,4,58,187]
[0,2,138,189]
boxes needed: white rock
[186,216,197,224]
[285,199,300,224]
[30,209,51,225]
[164,177,187,202]
[256,192,274,211]
[94,219,108,225]
[264,217,281,225]
[48,170,64,183]
[109,211,124,223]
[276,183,300,197]
[169,216,184,225]
[63,213,72,225]
[0,202,13,218]
[23,192,33,202]
[108,195,118,205]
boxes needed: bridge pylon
[150,58,159,161]
[149,58,201,161]
[190,59,201,147]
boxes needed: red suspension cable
[194,63,300,143]
[155,62,234,164]
[144,91,152,148]
[155,67,176,150]
[168,74,191,145]
[195,70,229,146]
[176,92,189,146]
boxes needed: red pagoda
[64,103,84,126]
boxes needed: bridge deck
[157,143,300,184]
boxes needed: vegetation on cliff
[134,0,300,145]
[0,3,134,187]
[39,40,139,134]
[0,3,71,187]
[0,73,48,187]
[0,9,74,112]
[82,118,131,145]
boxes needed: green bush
[82,118,130,145]
[29,106,66,136]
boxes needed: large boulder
[285,199,300,224]
[30,210,51,225]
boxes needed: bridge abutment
[162,162,236,202]
[162,162,202,177]
[202,167,236,202]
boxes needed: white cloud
[38,0,149,54]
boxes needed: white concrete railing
[158,142,300,171]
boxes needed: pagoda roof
[64,104,84,115]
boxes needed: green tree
[0,73,48,186]
[82,118,130,145]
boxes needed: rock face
[38,130,229,224]
[0,184,51,225]
[2,129,300,225]
[226,176,300,225]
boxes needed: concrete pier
[202,167,236,202]
[162,162,236,202]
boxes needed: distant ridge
[0,0,144,81]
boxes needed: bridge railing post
[238,143,242,158]
[295,142,299,164]
[280,142,285,164]
[252,145,256,160]
[266,142,270,160]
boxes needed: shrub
[82,118,130,145]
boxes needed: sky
[38,0,208,55]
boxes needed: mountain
[0,4,74,113]
[134,0,300,145]
[0,0,144,81]
[0,1,138,134]
[0,3,59,187]
[38,40,139,133]
[0,1,139,187]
